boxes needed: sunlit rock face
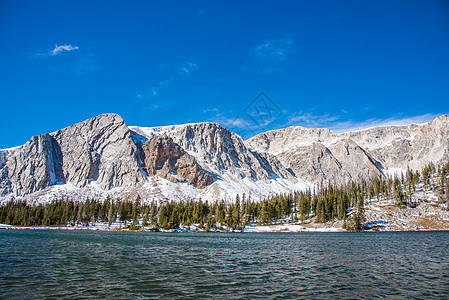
[1,113,448,202]
[1,114,144,197]
[141,135,213,189]
[247,115,449,184]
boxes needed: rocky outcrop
[247,115,449,185]
[246,126,337,155]
[0,134,63,196]
[0,151,8,170]
[50,113,144,190]
[1,113,447,202]
[141,135,213,188]
[0,147,18,170]
[131,122,293,181]
[1,113,145,197]
[341,114,449,170]
[130,123,300,203]
[271,139,383,184]
[247,127,385,185]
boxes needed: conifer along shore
[1,162,448,232]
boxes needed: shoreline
[1,223,447,233]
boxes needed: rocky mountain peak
[0,133,63,197]
[132,121,292,181]
[1,113,447,203]
[246,116,449,185]
[1,113,145,197]
[141,135,214,188]
[247,126,337,154]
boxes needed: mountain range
[1,113,448,204]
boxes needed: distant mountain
[247,115,449,184]
[0,114,146,203]
[0,113,448,204]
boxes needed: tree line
[1,161,448,231]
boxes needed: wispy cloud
[204,108,262,137]
[288,111,340,128]
[138,60,198,101]
[26,44,99,75]
[137,79,174,99]
[50,44,79,56]
[160,60,198,77]
[178,61,198,76]
[330,114,440,133]
[286,112,440,133]
[211,115,257,136]
[29,44,80,58]
[203,108,219,114]
[250,37,295,72]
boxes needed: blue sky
[1,0,449,148]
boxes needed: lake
[0,230,448,299]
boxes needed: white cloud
[253,37,295,65]
[26,44,80,59]
[288,112,339,128]
[204,109,261,138]
[224,117,248,129]
[330,114,440,133]
[214,116,258,137]
[203,108,219,114]
[178,61,198,76]
[50,44,79,56]
[138,60,197,100]
[137,79,174,99]
[160,61,198,77]
[286,112,441,133]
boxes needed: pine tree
[299,192,310,221]
[233,196,241,230]
[142,208,149,226]
[118,200,131,226]
[346,191,365,231]
[158,205,169,229]
[132,195,141,225]
[259,200,269,225]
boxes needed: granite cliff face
[271,139,383,184]
[246,126,385,184]
[246,115,449,184]
[141,135,214,188]
[0,115,299,202]
[1,114,144,197]
[0,113,448,203]
[50,113,144,190]
[341,115,449,170]
[131,122,293,182]
[129,123,302,203]
[0,134,63,196]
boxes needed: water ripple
[0,231,448,299]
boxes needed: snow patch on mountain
[130,123,216,139]
[0,182,124,206]
[0,146,20,169]
[1,114,448,205]
[384,167,407,178]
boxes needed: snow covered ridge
[129,122,220,139]
[246,114,449,185]
[0,113,448,204]
[0,146,20,169]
